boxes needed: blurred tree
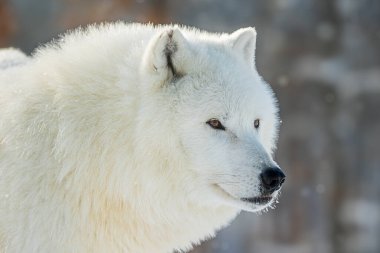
[0,1,16,47]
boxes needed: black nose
[260,167,285,194]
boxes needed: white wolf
[0,23,285,253]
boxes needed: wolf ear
[141,28,190,88]
[227,27,257,68]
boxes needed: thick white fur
[0,48,29,69]
[0,23,280,253]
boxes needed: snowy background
[1,0,379,252]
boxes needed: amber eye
[206,118,225,131]
[254,119,260,129]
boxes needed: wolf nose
[260,167,285,194]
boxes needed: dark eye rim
[254,119,260,129]
[206,118,226,131]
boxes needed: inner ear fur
[142,27,190,86]
[227,27,257,68]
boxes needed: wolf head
[137,26,285,212]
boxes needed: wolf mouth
[213,184,273,206]
[240,195,272,205]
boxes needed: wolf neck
[134,202,238,253]
[80,160,239,253]
[120,144,239,252]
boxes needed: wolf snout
[259,167,285,194]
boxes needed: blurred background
[1,0,379,252]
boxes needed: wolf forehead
[163,48,277,120]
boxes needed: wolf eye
[254,119,260,129]
[206,119,225,131]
